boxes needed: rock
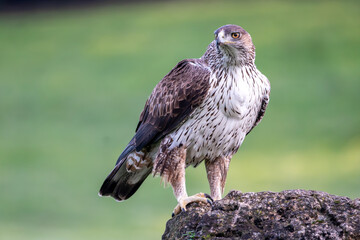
[162,190,360,240]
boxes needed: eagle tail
[99,142,152,201]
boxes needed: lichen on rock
[162,190,360,240]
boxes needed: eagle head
[214,24,255,65]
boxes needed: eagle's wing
[134,59,211,151]
[246,95,269,135]
[100,59,211,200]
[246,75,270,135]
[115,59,211,164]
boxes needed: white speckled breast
[169,65,270,166]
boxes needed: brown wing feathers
[134,59,210,151]
[99,59,210,199]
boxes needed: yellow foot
[172,193,213,217]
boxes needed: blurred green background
[0,0,359,239]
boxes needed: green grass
[0,0,359,239]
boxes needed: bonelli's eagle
[99,25,270,216]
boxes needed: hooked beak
[215,32,224,51]
[216,37,221,47]
[215,30,233,49]
[215,32,222,46]
[216,38,221,52]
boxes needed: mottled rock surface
[163,190,360,240]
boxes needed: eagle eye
[231,32,240,39]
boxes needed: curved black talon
[204,193,214,204]
[171,207,186,218]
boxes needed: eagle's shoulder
[134,58,211,151]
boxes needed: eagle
[99,24,270,216]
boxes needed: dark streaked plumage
[134,59,211,152]
[99,24,270,215]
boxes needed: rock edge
[162,190,360,240]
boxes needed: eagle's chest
[171,67,264,165]
[213,70,257,119]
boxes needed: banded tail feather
[99,143,152,201]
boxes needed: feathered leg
[153,137,212,216]
[205,156,231,201]
[169,156,212,216]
